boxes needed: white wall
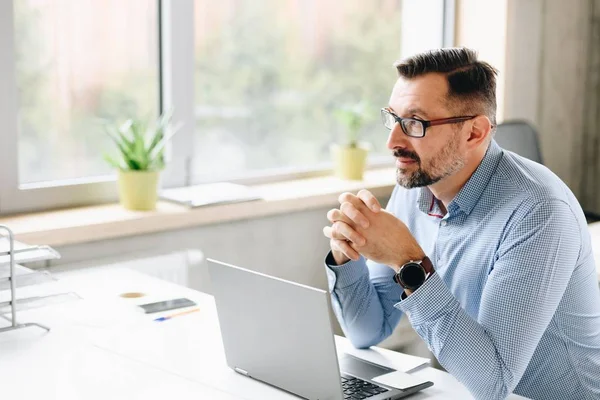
[459,0,600,212]
[51,206,335,290]
[48,194,434,356]
[50,194,388,292]
[455,0,508,121]
[506,0,592,196]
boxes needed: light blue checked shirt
[325,140,600,400]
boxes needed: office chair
[495,120,599,221]
[494,120,544,164]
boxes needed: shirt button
[440,220,448,227]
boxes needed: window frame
[0,0,452,215]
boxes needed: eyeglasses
[381,108,476,138]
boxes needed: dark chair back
[495,121,543,164]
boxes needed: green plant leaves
[100,109,180,171]
[334,100,373,147]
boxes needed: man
[322,48,600,400]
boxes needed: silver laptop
[208,258,433,400]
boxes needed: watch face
[399,263,426,289]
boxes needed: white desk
[0,265,526,400]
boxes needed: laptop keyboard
[341,374,389,399]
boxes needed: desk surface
[0,265,527,400]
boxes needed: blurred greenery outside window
[14,0,159,184]
[192,0,404,178]
[15,0,404,185]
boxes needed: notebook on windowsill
[160,182,262,208]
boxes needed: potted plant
[102,110,181,211]
[331,101,372,180]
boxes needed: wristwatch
[393,256,435,291]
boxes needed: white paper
[334,336,429,373]
[160,182,261,207]
[0,238,34,253]
[0,245,60,265]
[372,370,429,390]
[0,263,33,279]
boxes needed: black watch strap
[420,256,435,275]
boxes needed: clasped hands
[323,190,425,271]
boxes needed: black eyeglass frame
[381,108,476,138]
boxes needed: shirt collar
[417,140,504,217]
[417,185,445,218]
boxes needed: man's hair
[394,48,498,127]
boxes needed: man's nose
[386,122,411,150]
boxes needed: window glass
[14,0,159,184]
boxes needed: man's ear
[466,115,492,147]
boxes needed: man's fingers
[338,192,360,206]
[332,221,366,245]
[323,225,346,241]
[326,208,348,224]
[339,191,378,217]
[328,206,368,230]
[357,189,382,213]
[322,223,365,246]
[331,238,360,261]
[340,202,370,229]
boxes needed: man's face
[387,73,468,188]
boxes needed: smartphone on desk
[138,297,197,314]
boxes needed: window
[14,0,159,184]
[192,0,405,180]
[0,0,449,214]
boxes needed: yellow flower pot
[331,143,370,180]
[117,169,160,211]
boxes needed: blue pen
[153,307,200,322]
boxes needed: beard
[395,133,465,188]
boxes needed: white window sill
[0,168,396,247]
